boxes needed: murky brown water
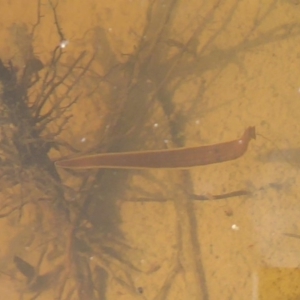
[0,0,300,299]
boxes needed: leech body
[55,127,256,170]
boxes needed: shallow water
[0,1,300,299]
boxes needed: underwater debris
[0,1,299,299]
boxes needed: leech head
[241,126,256,144]
[248,126,256,140]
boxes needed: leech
[55,126,256,170]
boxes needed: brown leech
[55,126,256,170]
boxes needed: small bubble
[59,40,69,49]
[153,123,159,128]
[231,224,239,231]
[80,137,86,143]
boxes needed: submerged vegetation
[0,0,298,299]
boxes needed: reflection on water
[0,0,300,299]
